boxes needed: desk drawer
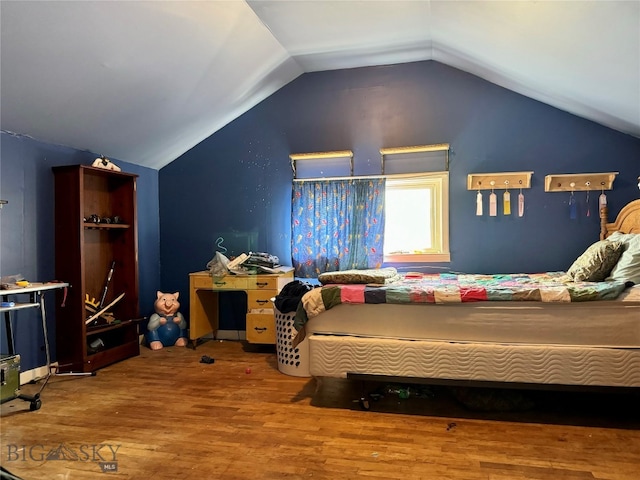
[191,274,214,289]
[211,276,249,290]
[191,273,288,291]
[248,290,276,310]
[246,313,275,344]
[245,276,281,290]
[192,273,249,290]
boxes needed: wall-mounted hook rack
[544,172,618,192]
[467,171,534,190]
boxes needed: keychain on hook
[518,180,525,217]
[599,183,607,212]
[489,181,497,217]
[503,181,511,215]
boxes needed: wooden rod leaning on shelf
[544,172,618,192]
[467,171,534,190]
[289,150,353,179]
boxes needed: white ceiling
[1,1,638,170]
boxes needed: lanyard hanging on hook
[569,182,577,220]
[585,181,591,217]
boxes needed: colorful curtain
[291,178,385,277]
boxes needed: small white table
[1,281,69,410]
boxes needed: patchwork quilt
[294,271,628,332]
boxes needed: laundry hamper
[272,299,310,377]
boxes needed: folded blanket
[318,267,401,285]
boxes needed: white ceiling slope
[1,1,638,170]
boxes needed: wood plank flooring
[1,340,639,480]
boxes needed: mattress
[305,299,640,348]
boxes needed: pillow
[318,267,401,285]
[606,232,640,284]
[566,240,624,282]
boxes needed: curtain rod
[292,172,447,182]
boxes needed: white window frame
[383,172,450,263]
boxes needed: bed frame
[306,199,640,392]
[601,199,640,239]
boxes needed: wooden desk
[189,269,294,344]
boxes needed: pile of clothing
[274,280,315,313]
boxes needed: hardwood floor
[1,340,639,480]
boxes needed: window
[384,172,450,263]
[290,145,451,275]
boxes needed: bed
[294,199,640,390]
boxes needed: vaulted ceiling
[1,1,638,170]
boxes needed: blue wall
[0,133,160,370]
[159,61,640,328]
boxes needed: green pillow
[606,232,640,284]
[567,240,624,282]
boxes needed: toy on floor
[146,291,187,350]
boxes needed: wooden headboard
[600,199,640,239]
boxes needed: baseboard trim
[20,363,56,386]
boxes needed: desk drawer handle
[254,327,267,333]
[214,281,227,287]
[255,299,269,305]
[256,282,268,288]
